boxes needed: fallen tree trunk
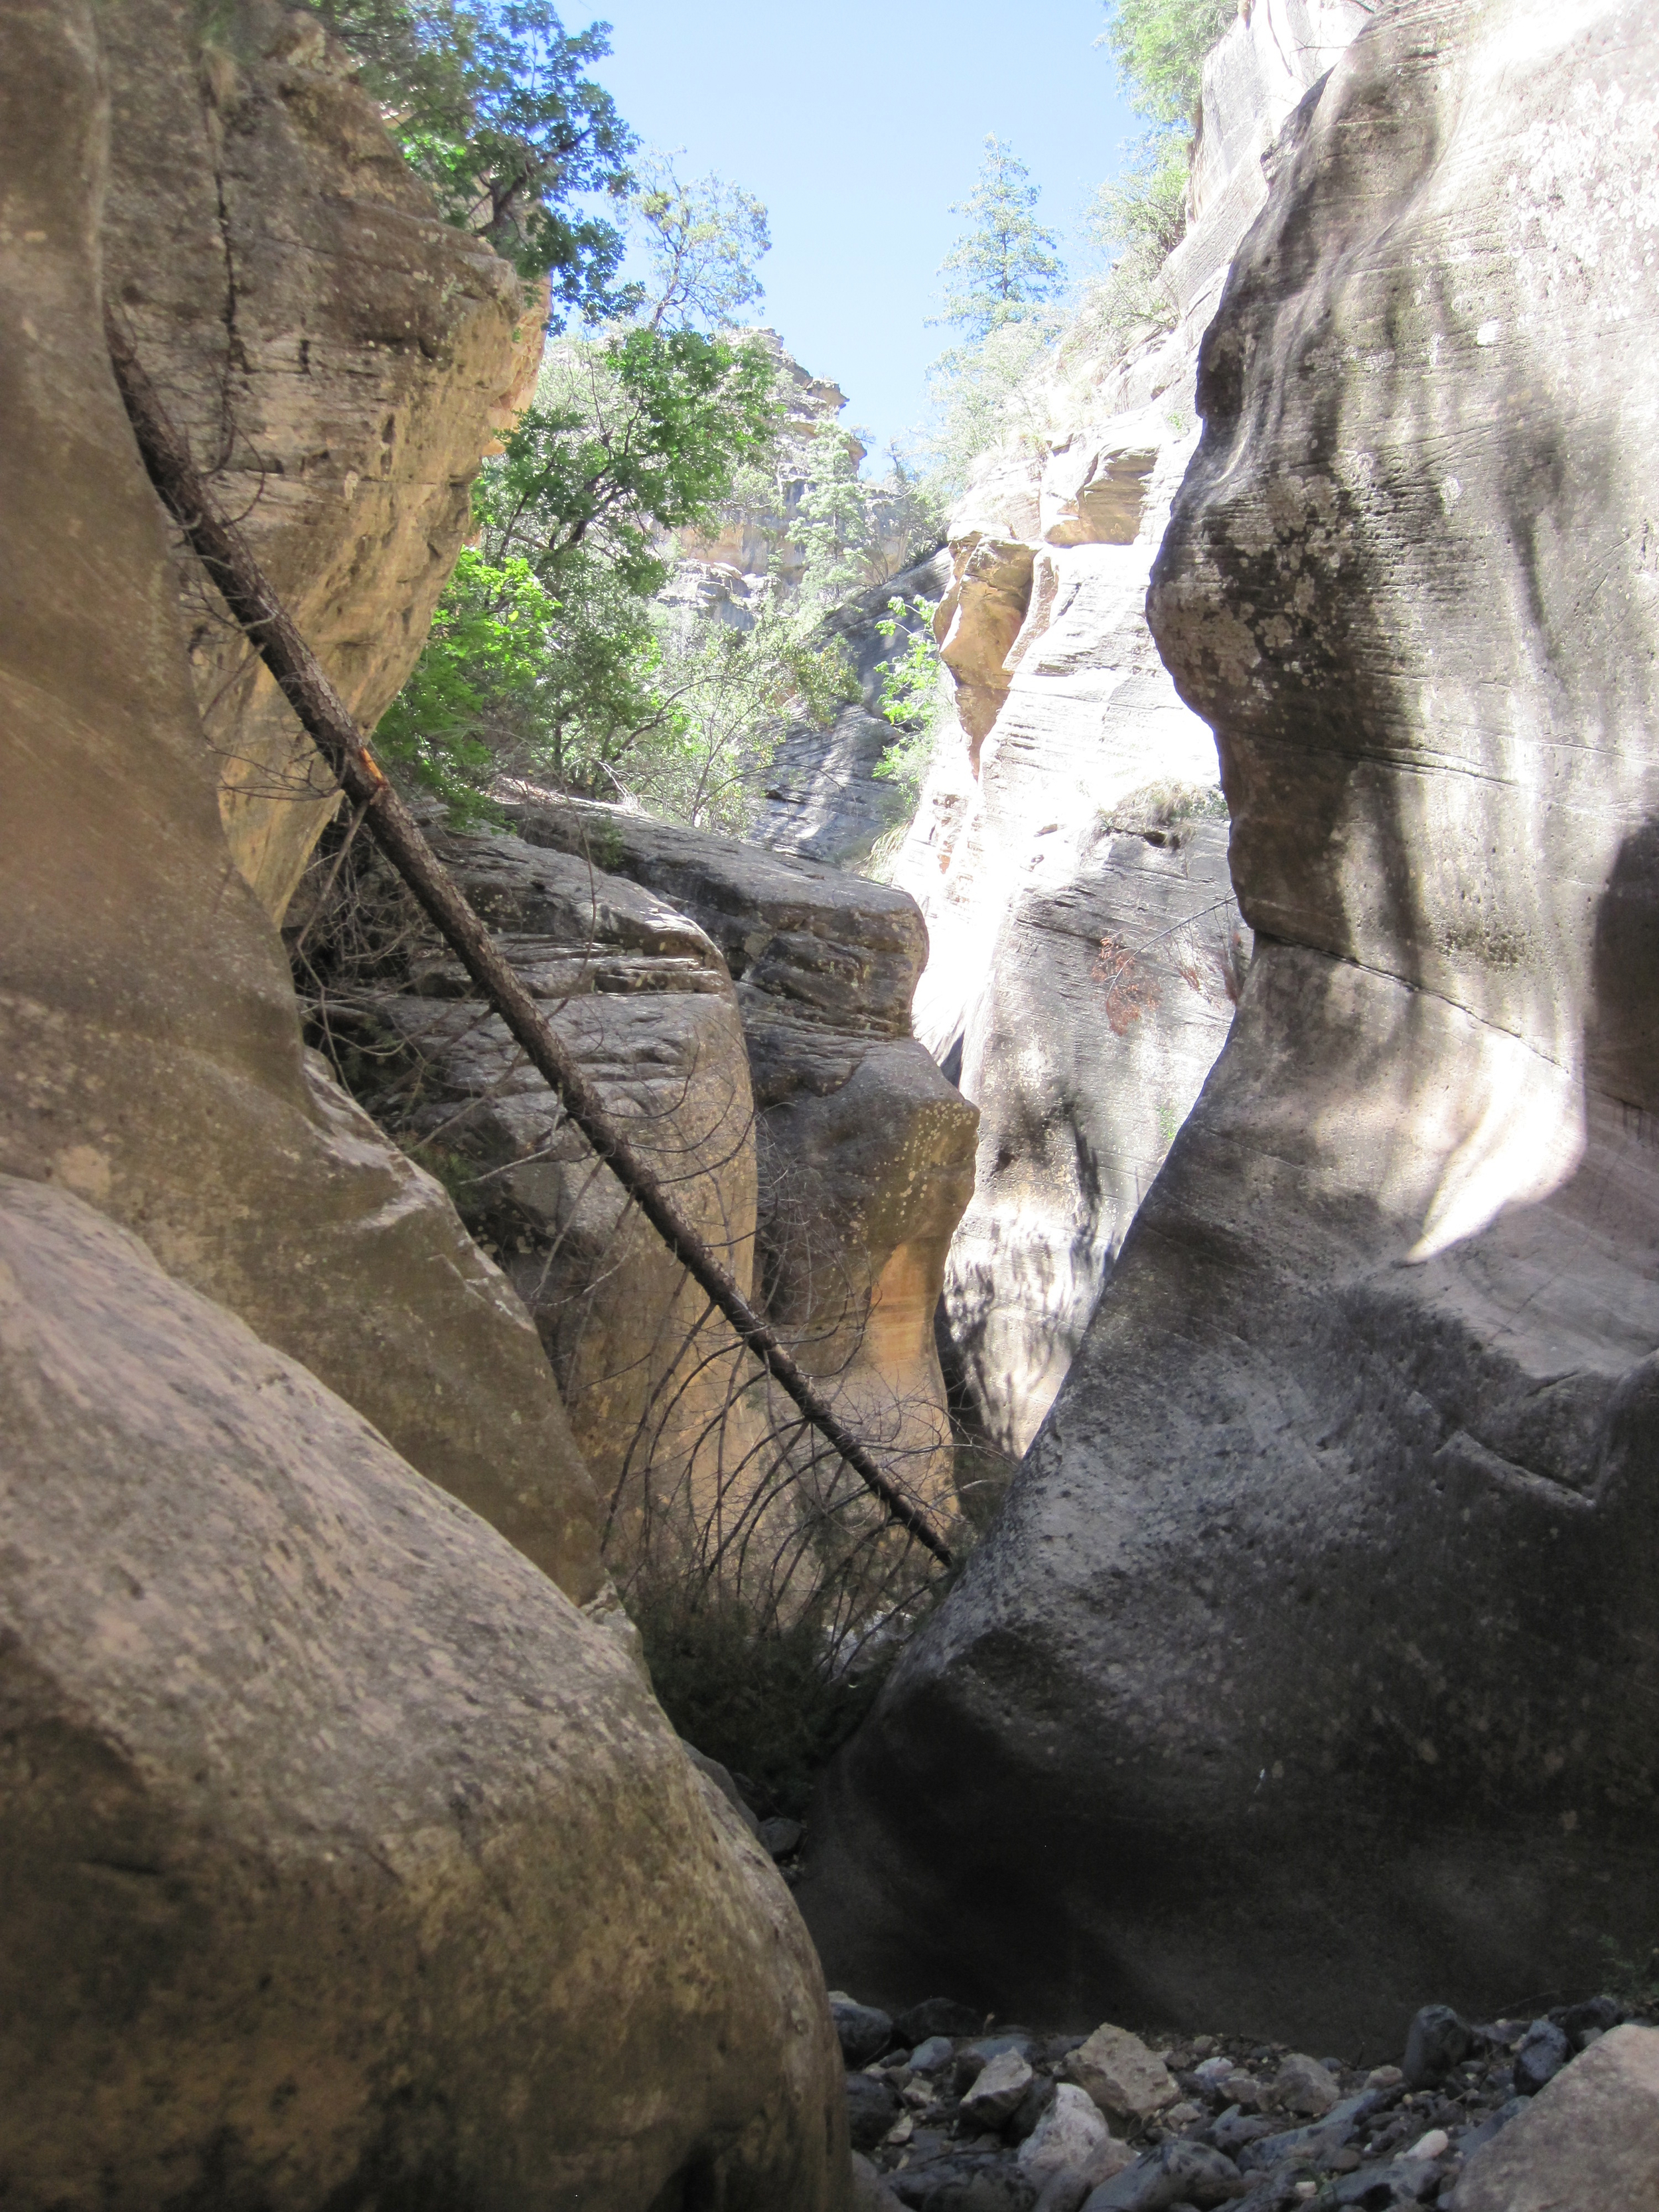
[105,308,955,1571]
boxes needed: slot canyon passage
[5,0,1659,2207]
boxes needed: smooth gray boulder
[801,0,1659,2044]
[0,1175,848,2209]
[1451,2026,1659,2211]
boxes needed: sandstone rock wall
[804,0,1659,2050]
[886,0,1369,1455]
[0,6,852,2195]
[755,548,953,869]
[102,0,542,922]
[0,1174,849,2210]
[502,800,979,1534]
[315,796,978,1594]
[1,0,599,1606]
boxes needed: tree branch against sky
[933,135,1068,344]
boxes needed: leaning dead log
[105,308,955,1570]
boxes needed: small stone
[1064,2024,1180,2126]
[1192,2056,1234,2101]
[759,1814,802,1857]
[834,2000,897,2069]
[1365,2065,1406,2092]
[1219,2070,1263,2112]
[1275,2053,1340,2117]
[1017,2081,1121,2184]
[1083,2137,1242,2209]
[1161,2100,1202,2130]
[846,2071,903,2153]
[1403,2006,1471,2090]
[884,2112,914,2146]
[962,2047,1036,2128]
[908,2035,955,2075]
[1513,2017,1571,2097]
[1404,2126,1449,2162]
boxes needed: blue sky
[582,1,1143,460]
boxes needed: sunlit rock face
[802,0,1659,2048]
[894,1,1368,1459]
[102,0,543,924]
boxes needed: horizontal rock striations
[313,795,979,1594]
[803,0,1659,2047]
[101,0,542,922]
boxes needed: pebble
[962,2050,1035,2128]
[837,1988,1642,2212]
[1513,2016,1571,2096]
[1017,2084,1121,2184]
[1275,2052,1340,2116]
[834,1999,897,2068]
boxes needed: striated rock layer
[326,798,979,1574]
[804,0,1659,2047]
[102,0,542,922]
[0,6,850,2196]
[893,2,1364,1457]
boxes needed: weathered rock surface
[102,0,542,921]
[0,1173,848,2209]
[0,0,600,1603]
[887,0,1362,1453]
[805,0,1659,2046]
[506,799,979,1511]
[1451,2025,1659,2211]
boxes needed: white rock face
[892,1,1364,1453]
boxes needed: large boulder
[0,1173,848,2209]
[309,821,775,1578]
[102,0,544,921]
[0,0,601,1604]
[506,799,980,1514]
[802,0,1659,2045]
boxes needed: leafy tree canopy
[301,0,636,312]
[630,153,772,332]
[934,137,1067,344]
[1098,0,1238,129]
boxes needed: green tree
[630,152,772,331]
[1097,0,1236,129]
[302,0,636,311]
[376,324,784,813]
[934,137,1066,344]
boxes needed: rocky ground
[832,1987,1652,2212]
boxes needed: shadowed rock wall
[802,0,1659,2049]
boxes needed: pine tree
[935,137,1067,342]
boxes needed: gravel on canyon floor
[833,1988,1650,2212]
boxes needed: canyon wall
[892,0,1366,1457]
[317,796,977,1595]
[804,0,1659,2050]
[0,3,849,2198]
[103,0,542,923]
